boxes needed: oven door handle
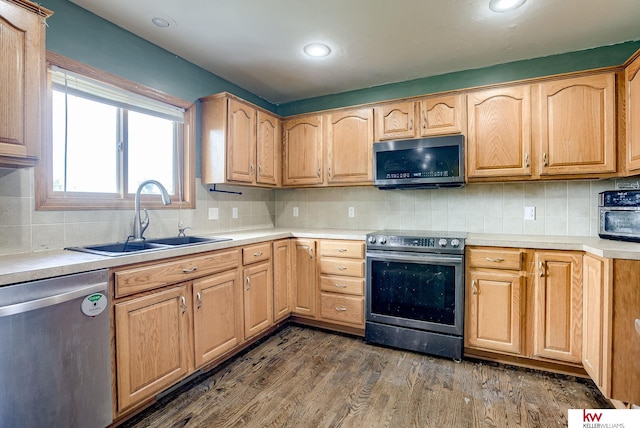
[366,250,463,264]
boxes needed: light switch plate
[348,207,355,218]
[232,207,238,219]
[293,206,299,217]
[208,207,219,220]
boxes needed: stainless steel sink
[65,236,231,257]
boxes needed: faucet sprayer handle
[178,226,192,237]
[140,209,150,237]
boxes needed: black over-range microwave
[373,135,465,190]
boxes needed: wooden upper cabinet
[325,108,373,184]
[536,73,616,176]
[374,101,416,141]
[256,111,281,186]
[0,0,51,168]
[282,115,324,186]
[533,251,583,364]
[467,85,532,179]
[420,94,465,136]
[626,54,640,173]
[200,93,279,187]
[227,99,256,183]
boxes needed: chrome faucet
[131,180,172,242]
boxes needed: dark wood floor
[120,325,610,428]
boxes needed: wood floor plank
[120,325,610,428]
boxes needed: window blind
[50,66,185,123]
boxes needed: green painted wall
[277,41,640,116]
[39,0,275,112]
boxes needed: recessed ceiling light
[489,0,526,12]
[151,17,170,28]
[303,43,331,58]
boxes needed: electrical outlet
[293,206,299,217]
[232,207,238,219]
[524,206,536,220]
[208,207,219,220]
[348,207,355,218]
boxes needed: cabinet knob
[196,292,202,309]
[542,152,548,167]
[180,296,187,314]
[635,319,640,336]
[472,280,478,295]
[525,153,530,168]
[246,276,251,291]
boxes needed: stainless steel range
[365,230,465,360]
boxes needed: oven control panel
[366,230,465,254]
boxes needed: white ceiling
[69,0,640,105]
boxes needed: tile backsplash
[1,167,635,255]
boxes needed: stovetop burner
[366,229,466,254]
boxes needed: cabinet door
[420,94,465,136]
[465,270,524,354]
[533,251,583,363]
[243,261,273,339]
[292,239,317,317]
[115,285,190,411]
[626,55,640,172]
[582,254,612,395]
[374,101,417,141]
[325,108,373,184]
[273,239,292,322]
[467,85,532,179]
[283,116,323,185]
[0,1,46,166]
[226,99,256,183]
[193,269,243,368]
[537,74,615,176]
[256,111,281,186]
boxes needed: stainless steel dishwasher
[0,269,112,428]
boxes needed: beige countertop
[2,228,640,286]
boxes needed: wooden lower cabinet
[243,261,273,339]
[273,239,292,322]
[533,251,583,364]
[192,269,243,367]
[292,239,317,317]
[317,239,365,330]
[114,285,191,412]
[465,270,524,354]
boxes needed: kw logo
[583,409,603,422]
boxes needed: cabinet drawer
[320,275,364,296]
[468,247,524,270]
[319,258,364,277]
[242,243,272,265]
[320,240,365,259]
[320,293,364,326]
[115,249,240,298]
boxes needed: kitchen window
[35,53,195,210]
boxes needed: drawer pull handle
[542,152,548,167]
[337,248,348,253]
[335,307,347,312]
[253,251,263,257]
[336,266,347,271]
[472,280,478,295]
[182,267,198,273]
[539,261,544,277]
[180,296,187,314]
[196,292,202,309]
[485,257,504,263]
[309,248,314,259]
[335,284,347,288]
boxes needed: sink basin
[146,236,231,246]
[66,236,231,256]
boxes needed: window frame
[36,52,195,210]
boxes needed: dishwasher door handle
[0,282,107,318]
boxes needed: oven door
[366,250,464,336]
